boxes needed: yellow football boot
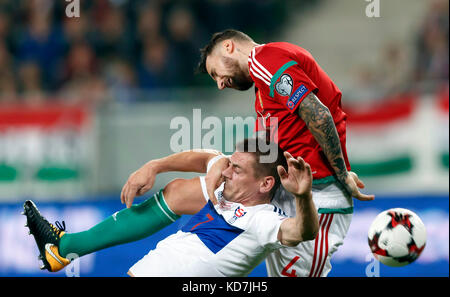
[23,200,71,272]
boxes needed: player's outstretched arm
[121,149,223,208]
[297,92,374,201]
[277,152,319,246]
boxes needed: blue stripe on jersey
[273,205,286,216]
[181,201,244,254]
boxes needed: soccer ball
[368,208,426,267]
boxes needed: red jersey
[248,42,350,181]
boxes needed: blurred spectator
[57,41,108,105]
[0,10,14,53]
[17,62,45,104]
[0,40,16,103]
[133,3,163,69]
[16,11,65,91]
[166,5,200,87]
[90,6,134,62]
[0,73,17,104]
[136,4,162,46]
[0,0,310,104]
[61,42,99,84]
[103,58,137,103]
[59,75,107,105]
[377,42,412,94]
[414,0,449,84]
[62,15,91,46]
[197,0,241,35]
[0,40,12,76]
[137,37,176,90]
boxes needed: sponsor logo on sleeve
[287,84,309,110]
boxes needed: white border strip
[199,176,211,202]
[155,194,177,222]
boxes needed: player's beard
[231,72,254,91]
[222,56,254,91]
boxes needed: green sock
[58,189,180,258]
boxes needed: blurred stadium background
[0,0,448,277]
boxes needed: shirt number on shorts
[281,256,300,277]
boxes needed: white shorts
[266,181,353,277]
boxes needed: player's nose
[222,165,232,178]
[217,78,226,90]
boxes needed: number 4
[281,256,300,277]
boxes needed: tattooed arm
[297,92,347,182]
[297,92,374,201]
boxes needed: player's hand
[205,157,229,204]
[277,151,313,198]
[121,162,157,208]
[343,171,375,201]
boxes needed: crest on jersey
[275,74,293,96]
[228,206,247,224]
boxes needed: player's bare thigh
[163,177,206,215]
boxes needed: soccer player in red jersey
[194,29,375,277]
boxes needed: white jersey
[129,176,289,277]
[206,154,354,277]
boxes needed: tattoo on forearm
[297,92,348,182]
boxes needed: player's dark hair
[196,29,253,74]
[235,137,287,199]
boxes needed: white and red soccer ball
[368,208,427,267]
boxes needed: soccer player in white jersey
[128,138,318,276]
[24,138,319,277]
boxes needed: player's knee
[163,178,187,213]
[163,178,186,199]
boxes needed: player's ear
[222,39,235,54]
[260,176,275,195]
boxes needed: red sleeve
[250,45,318,114]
